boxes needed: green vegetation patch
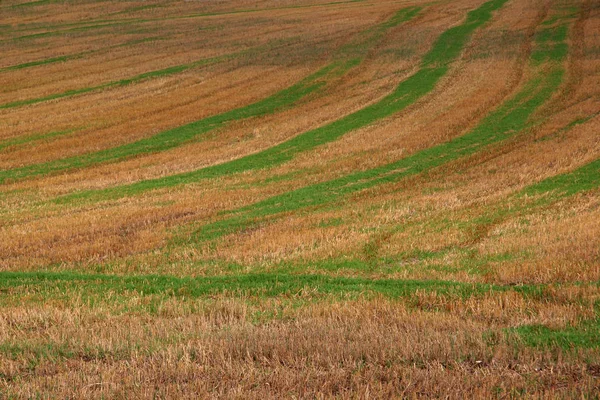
[512,319,600,349]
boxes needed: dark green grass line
[0,52,233,111]
[0,36,164,73]
[57,0,506,204]
[524,157,600,198]
[0,270,547,300]
[0,128,76,152]
[0,54,70,72]
[9,0,60,8]
[0,8,420,183]
[7,21,132,42]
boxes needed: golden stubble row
[0,296,598,398]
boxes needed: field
[1,0,600,397]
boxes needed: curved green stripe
[525,157,600,197]
[0,51,235,111]
[189,7,573,242]
[57,0,507,203]
[0,7,420,184]
[0,128,76,152]
[0,37,164,73]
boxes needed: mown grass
[57,0,507,204]
[1,7,419,184]
[2,1,599,394]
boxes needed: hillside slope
[1,0,599,397]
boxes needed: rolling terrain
[1,0,599,397]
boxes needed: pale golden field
[1,0,599,397]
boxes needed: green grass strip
[0,270,545,301]
[57,0,506,203]
[511,319,600,349]
[9,0,61,9]
[0,128,76,152]
[523,157,600,198]
[7,21,133,41]
[0,54,70,72]
[0,52,234,111]
[0,36,164,73]
[0,7,420,184]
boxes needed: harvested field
[1,0,599,397]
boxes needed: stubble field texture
[1,0,600,397]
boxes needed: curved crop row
[0,7,420,183]
[0,50,237,111]
[55,0,507,204]
[185,4,576,242]
[0,36,164,73]
[5,0,366,38]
